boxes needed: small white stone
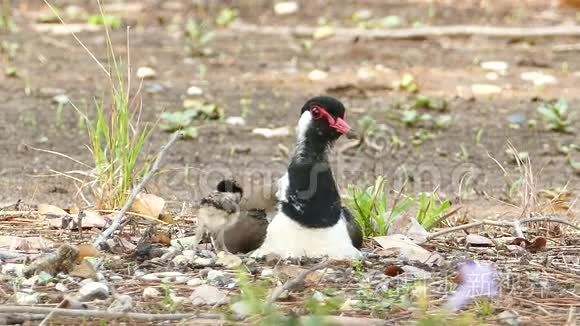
[2,263,25,277]
[194,257,213,266]
[312,26,335,40]
[485,72,499,81]
[260,268,274,277]
[170,295,187,305]
[109,275,123,281]
[225,116,246,126]
[141,271,184,281]
[190,285,228,306]
[216,252,242,269]
[187,278,204,286]
[143,287,161,299]
[52,94,70,104]
[55,283,68,292]
[340,298,360,311]
[136,66,156,79]
[172,255,189,266]
[22,276,39,287]
[231,301,251,319]
[78,281,109,301]
[107,294,133,313]
[207,270,225,281]
[471,84,502,96]
[520,71,558,86]
[182,250,196,260]
[308,69,328,81]
[274,1,298,15]
[16,292,40,305]
[480,61,508,73]
[186,86,204,96]
[312,291,326,302]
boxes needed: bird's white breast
[251,210,360,259]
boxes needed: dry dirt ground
[0,0,579,325]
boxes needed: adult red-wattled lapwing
[251,96,363,258]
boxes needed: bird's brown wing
[342,206,363,249]
[224,211,268,254]
[201,192,240,214]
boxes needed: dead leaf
[384,264,404,277]
[511,237,547,253]
[465,234,494,247]
[374,234,443,266]
[38,203,68,216]
[77,244,100,263]
[0,236,55,251]
[274,265,323,284]
[159,213,175,224]
[151,230,172,246]
[79,210,109,228]
[131,194,165,218]
[527,237,547,253]
[388,215,429,243]
[70,259,97,279]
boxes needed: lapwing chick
[252,96,363,258]
[195,180,243,253]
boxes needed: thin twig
[38,299,66,326]
[427,215,579,240]
[92,131,182,249]
[0,306,219,321]
[229,22,580,40]
[267,260,330,304]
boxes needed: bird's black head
[216,179,243,196]
[298,96,352,144]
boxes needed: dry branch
[267,260,330,304]
[92,131,182,249]
[230,22,580,40]
[427,215,579,241]
[0,306,218,321]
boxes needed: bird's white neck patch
[296,111,312,143]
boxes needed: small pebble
[194,257,213,266]
[312,291,326,302]
[308,69,328,81]
[231,301,251,319]
[78,281,109,301]
[216,252,242,269]
[2,263,25,277]
[143,287,161,299]
[172,255,190,266]
[225,116,246,126]
[274,1,298,15]
[107,294,133,313]
[52,94,70,104]
[187,278,204,286]
[190,285,228,306]
[186,86,204,96]
[207,270,228,285]
[16,292,40,305]
[260,268,274,277]
[136,66,156,79]
[182,250,196,260]
[55,283,68,292]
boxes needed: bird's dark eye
[310,106,323,119]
